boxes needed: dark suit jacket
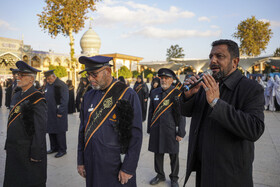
[181,70,265,187]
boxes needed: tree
[37,0,98,85]
[166,44,185,62]
[118,66,132,79]
[49,65,67,78]
[132,70,140,78]
[233,16,273,57]
[274,48,280,57]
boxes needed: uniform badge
[154,95,159,101]
[103,97,113,109]
[45,89,48,93]
[163,99,170,106]
[14,106,21,114]
[88,104,94,112]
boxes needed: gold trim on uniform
[103,97,113,109]
[14,106,21,114]
[163,99,170,106]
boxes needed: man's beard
[210,64,225,81]
[161,83,170,90]
[91,84,101,90]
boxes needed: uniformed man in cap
[44,69,69,158]
[4,61,47,187]
[77,55,143,186]
[148,68,186,187]
[10,68,20,98]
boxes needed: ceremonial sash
[7,91,45,129]
[135,84,143,93]
[150,88,182,128]
[84,81,129,150]
[175,81,183,90]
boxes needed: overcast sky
[0,0,280,61]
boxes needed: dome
[80,27,101,56]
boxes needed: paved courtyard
[0,105,280,186]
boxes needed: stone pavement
[1,106,280,187]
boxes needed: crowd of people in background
[1,72,280,113]
[251,74,280,112]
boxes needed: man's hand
[144,99,148,102]
[202,74,220,104]
[118,170,133,184]
[57,114,62,118]
[183,75,202,98]
[77,165,86,178]
[176,136,183,142]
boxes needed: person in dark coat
[5,79,13,109]
[148,68,186,187]
[133,75,149,122]
[66,80,76,114]
[44,70,69,158]
[150,77,161,96]
[118,76,126,84]
[76,78,92,112]
[4,61,47,187]
[181,39,265,187]
[0,81,2,107]
[77,55,143,187]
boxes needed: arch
[23,55,28,63]
[0,52,20,67]
[43,57,51,67]
[31,56,41,67]
[54,57,61,66]
[62,58,70,68]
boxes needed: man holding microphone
[181,39,265,187]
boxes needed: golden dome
[80,26,101,56]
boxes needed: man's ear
[232,57,239,69]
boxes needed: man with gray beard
[77,55,143,187]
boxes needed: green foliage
[233,16,273,56]
[142,69,155,78]
[37,0,97,38]
[112,71,117,78]
[274,48,280,57]
[132,70,140,78]
[147,73,153,81]
[118,66,132,79]
[166,44,185,62]
[49,65,67,78]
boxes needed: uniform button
[194,129,198,135]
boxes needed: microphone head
[204,69,213,76]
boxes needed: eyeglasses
[85,68,106,78]
[17,73,33,78]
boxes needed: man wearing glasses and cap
[4,61,47,187]
[148,68,186,187]
[77,55,143,186]
[43,69,69,158]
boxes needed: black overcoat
[78,80,143,187]
[133,82,149,121]
[181,70,265,187]
[4,86,47,187]
[68,86,76,114]
[45,78,69,133]
[148,86,186,154]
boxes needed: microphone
[184,69,213,91]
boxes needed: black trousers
[154,153,179,182]
[49,133,67,153]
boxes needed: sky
[0,0,280,62]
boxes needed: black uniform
[133,77,149,122]
[148,86,186,182]
[45,77,69,154]
[4,86,47,187]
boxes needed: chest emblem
[103,97,113,109]
[163,99,170,106]
[14,106,21,114]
